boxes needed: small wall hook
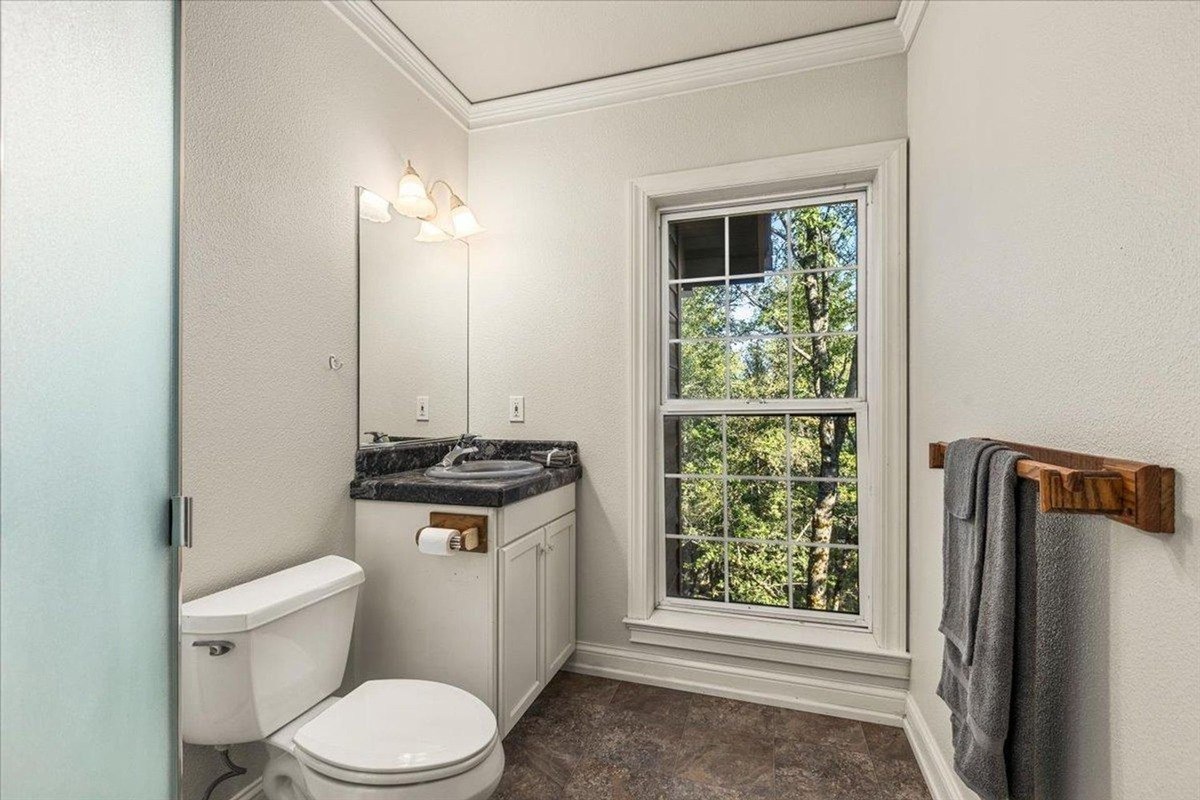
[328,355,344,371]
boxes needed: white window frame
[658,189,870,627]
[625,141,908,671]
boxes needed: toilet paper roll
[417,527,458,556]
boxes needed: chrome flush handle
[192,640,235,656]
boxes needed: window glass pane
[672,280,726,339]
[666,539,726,601]
[729,542,788,607]
[792,546,859,614]
[791,269,857,334]
[665,478,723,537]
[670,217,725,280]
[661,197,865,621]
[729,212,790,275]
[730,338,788,399]
[673,341,726,399]
[791,482,858,545]
[664,416,722,475]
[790,415,857,478]
[726,415,786,476]
[730,274,787,336]
[784,201,858,270]
[729,479,787,540]
[791,335,857,398]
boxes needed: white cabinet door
[543,513,576,678]
[498,529,544,735]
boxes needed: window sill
[623,607,910,681]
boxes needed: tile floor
[495,671,931,800]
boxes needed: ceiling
[372,0,902,103]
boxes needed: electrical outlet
[416,396,429,421]
[509,395,525,423]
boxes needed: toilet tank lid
[182,556,364,635]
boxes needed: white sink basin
[425,460,546,480]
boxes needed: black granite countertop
[350,463,581,507]
[350,437,581,507]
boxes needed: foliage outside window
[661,196,865,619]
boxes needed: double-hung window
[660,192,869,625]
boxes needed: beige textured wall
[179,1,466,796]
[467,56,907,650]
[907,2,1199,797]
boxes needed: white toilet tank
[180,556,365,746]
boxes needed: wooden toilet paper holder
[415,512,489,553]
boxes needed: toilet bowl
[261,681,504,800]
[180,557,503,800]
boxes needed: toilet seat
[292,679,498,787]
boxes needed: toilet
[180,556,504,800]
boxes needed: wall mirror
[357,186,468,445]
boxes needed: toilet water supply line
[201,745,247,800]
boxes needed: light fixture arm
[421,179,466,219]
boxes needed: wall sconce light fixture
[393,160,485,242]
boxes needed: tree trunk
[794,212,856,610]
[799,249,834,609]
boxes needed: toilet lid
[292,680,497,777]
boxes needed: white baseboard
[902,694,975,800]
[565,640,906,726]
[226,776,263,800]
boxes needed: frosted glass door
[1,2,179,799]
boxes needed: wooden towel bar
[928,440,1174,534]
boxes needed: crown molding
[895,0,929,50]
[323,0,471,130]
[326,0,921,131]
[470,18,904,128]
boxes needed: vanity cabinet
[354,483,576,737]
[498,512,576,733]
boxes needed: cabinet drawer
[498,483,575,546]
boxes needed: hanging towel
[1006,479,1042,800]
[938,446,1027,800]
[940,438,1005,665]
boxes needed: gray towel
[1005,479,1041,800]
[938,446,1027,800]
[940,438,1005,665]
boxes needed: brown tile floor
[494,672,931,800]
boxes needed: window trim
[626,140,908,663]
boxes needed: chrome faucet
[363,431,389,444]
[440,444,479,467]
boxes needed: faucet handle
[363,431,388,443]
[457,433,480,446]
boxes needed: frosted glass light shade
[394,162,435,219]
[449,198,485,239]
[358,189,392,223]
[414,219,452,243]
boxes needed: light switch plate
[509,395,525,423]
[416,396,429,421]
